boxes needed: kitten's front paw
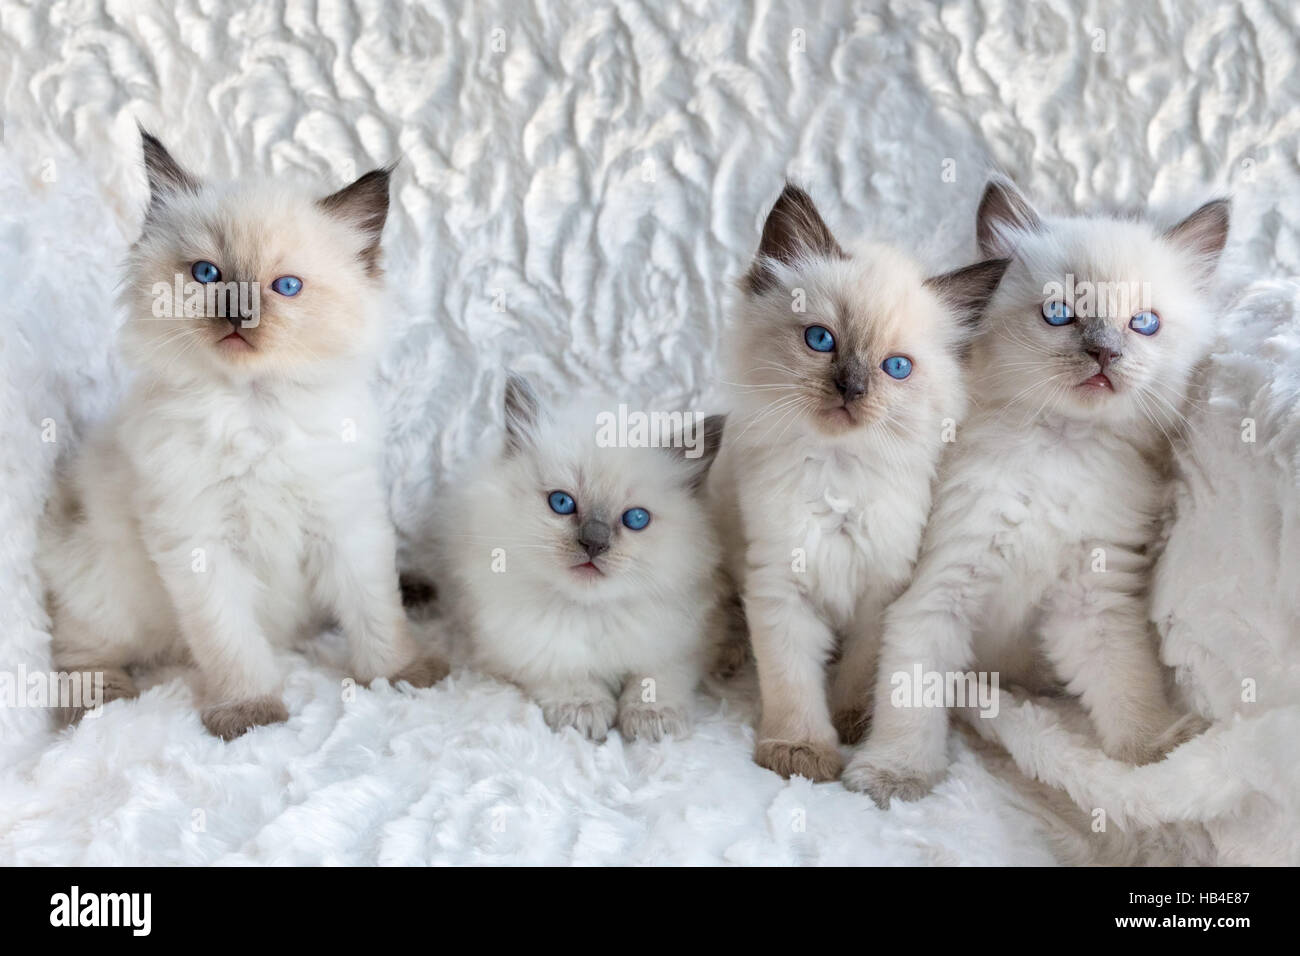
[391,653,450,689]
[832,705,872,745]
[60,667,138,725]
[541,697,618,741]
[201,696,288,741]
[754,739,843,782]
[619,703,691,742]
[842,751,943,809]
[1106,712,1209,765]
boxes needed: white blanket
[2,0,1298,865]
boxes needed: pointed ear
[318,165,393,277]
[1164,199,1230,265]
[139,127,199,213]
[503,373,541,456]
[925,257,1010,337]
[976,175,1042,258]
[668,414,725,493]
[745,183,844,295]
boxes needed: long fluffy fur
[437,381,723,742]
[37,132,445,739]
[711,184,1005,781]
[843,177,1228,806]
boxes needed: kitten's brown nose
[1086,347,1120,371]
[578,519,611,559]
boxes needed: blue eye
[1129,310,1160,335]
[271,275,303,297]
[1042,301,1074,326]
[548,491,576,515]
[191,260,221,284]
[881,355,913,380]
[804,325,835,352]
[622,507,651,531]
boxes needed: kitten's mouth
[218,329,253,351]
[822,403,857,425]
[570,560,605,579]
[1078,372,1113,391]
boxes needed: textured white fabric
[2,0,1298,864]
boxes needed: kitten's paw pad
[832,706,872,745]
[754,739,843,781]
[201,697,288,741]
[59,668,138,725]
[392,654,450,689]
[842,754,940,809]
[542,698,618,741]
[619,704,691,742]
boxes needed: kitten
[710,184,1008,781]
[38,130,447,739]
[440,376,723,741]
[843,176,1227,806]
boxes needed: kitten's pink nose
[1086,347,1120,371]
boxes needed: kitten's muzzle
[1081,324,1123,371]
[832,361,868,403]
[577,519,611,559]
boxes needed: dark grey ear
[1164,199,1230,264]
[976,175,1043,258]
[139,127,199,213]
[745,183,845,295]
[503,373,541,455]
[319,165,393,277]
[924,258,1010,334]
[668,414,725,493]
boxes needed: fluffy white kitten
[440,376,723,741]
[844,176,1228,806]
[38,131,447,739]
[711,184,1008,781]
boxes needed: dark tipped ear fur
[139,127,199,214]
[976,175,1043,259]
[503,373,541,456]
[745,183,845,295]
[1164,198,1231,264]
[669,414,725,492]
[319,165,394,278]
[924,257,1010,334]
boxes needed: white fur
[37,150,424,730]
[714,232,979,777]
[845,187,1226,804]
[438,391,721,741]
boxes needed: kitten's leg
[842,546,992,806]
[50,652,139,725]
[1040,562,1205,764]
[746,571,841,781]
[707,585,750,681]
[618,658,700,741]
[829,589,889,745]
[532,677,620,741]
[149,543,287,740]
[309,522,449,689]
